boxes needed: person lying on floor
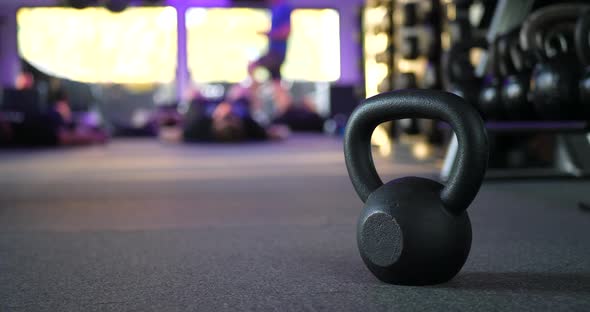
[270,86,325,132]
[0,90,108,147]
[160,84,289,143]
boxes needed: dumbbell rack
[441,121,590,180]
[389,0,443,152]
[360,0,396,99]
[440,0,590,180]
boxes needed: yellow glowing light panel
[17,7,178,84]
[187,8,341,83]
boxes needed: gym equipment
[400,34,419,60]
[399,1,437,27]
[442,38,487,107]
[443,0,473,44]
[575,10,590,120]
[344,89,488,285]
[477,35,503,120]
[394,72,417,90]
[423,63,439,89]
[500,29,534,120]
[399,27,436,60]
[520,3,588,120]
[401,2,418,27]
[377,78,392,94]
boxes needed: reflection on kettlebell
[344,90,489,285]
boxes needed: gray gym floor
[1,135,589,311]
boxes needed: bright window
[187,8,341,83]
[17,7,178,84]
[17,7,340,84]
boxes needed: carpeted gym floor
[0,135,589,311]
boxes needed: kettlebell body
[501,29,534,120]
[478,37,503,120]
[345,90,488,285]
[478,77,502,120]
[530,60,577,119]
[520,4,589,120]
[502,73,532,120]
[358,177,471,285]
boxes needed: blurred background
[0,0,588,176]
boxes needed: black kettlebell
[575,10,590,120]
[520,4,587,120]
[477,36,503,120]
[501,29,535,120]
[344,90,489,285]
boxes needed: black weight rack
[441,121,590,180]
[440,0,590,180]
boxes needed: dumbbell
[344,89,488,285]
[520,3,589,120]
[447,19,473,44]
[399,27,436,60]
[377,78,392,94]
[399,1,433,27]
[394,72,417,90]
[442,38,487,108]
[445,0,472,43]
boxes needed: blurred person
[0,90,107,147]
[15,71,35,90]
[271,86,325,132]
[160,84,288,143]
[15,71,50,110]
[0,113,15,145]
[248,0,293,91]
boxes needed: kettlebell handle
[344,90,488,215]
[520,3,590,61]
